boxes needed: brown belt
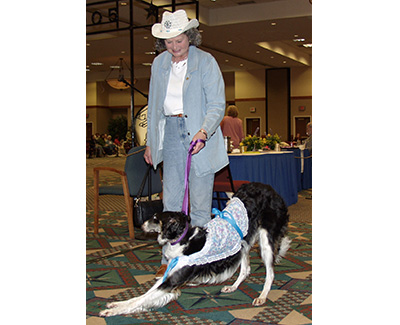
[166,114,184,117]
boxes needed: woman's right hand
[144,146,153,166]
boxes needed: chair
[213,164,250,210]
[93,146,163,239]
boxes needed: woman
[144,10,228,277]
[220,105,244,149]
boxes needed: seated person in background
[88,135,96,158]
[104,135,116,155]
[295,133,302,145]
[304,122,312,154]
[113,135,124,156]
[113,135,121,147]
[220,105,244,149]
[94,134,105,157]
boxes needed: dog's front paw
[221,285,237,293]
[99,301,124,317]
[99,307,118,317]
[252,297,266,306]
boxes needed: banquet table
[227,151,298,206]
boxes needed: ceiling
[86,0,312,83]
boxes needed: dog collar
[171,222,189,246]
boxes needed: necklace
[172,58,187,70]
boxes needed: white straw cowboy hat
[152,10,199,39]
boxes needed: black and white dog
[100,182,291,317]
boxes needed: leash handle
[182,139,206,215]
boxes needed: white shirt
[163,59,187,115]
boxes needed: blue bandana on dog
[163,197,248,282]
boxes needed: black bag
[133,199,163,228]
[133,165,163,228]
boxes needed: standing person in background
[143,10,229,278]
[220,105,244,149]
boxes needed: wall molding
[291,96,312,100]
[235,96,311,102]
[235,98,265,102]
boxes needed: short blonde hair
[227,105,239,118]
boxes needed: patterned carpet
[86,157,312,324]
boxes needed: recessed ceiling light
[256,50,260,54]
[145,51,156,55]
[227,40,232,44]
[86,43,91,46]
[110,65,121,69]
[91,62,103,66]
[120,2,128,6]
[240,63,244,67]
[144,36,148,40]
[142,63,152,66]
[303,43,312,48]
[293,38,305,42]
[271,22,276,26]
[225,59,229,62]
[121,51,126,54]
[283,61,287,64]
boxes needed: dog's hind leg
[253,229,274,306]
[221,250,251,293]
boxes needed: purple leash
[162,139,206,283]
[181,139,206,215]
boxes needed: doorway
[245,118,260,136]
[86,122,93,140]
[293,116,311,141]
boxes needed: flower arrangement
[240,135,264,151]
[264,133,281,150]
[240,133,281,151]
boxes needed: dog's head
[142,211,190,245]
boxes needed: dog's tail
[275,236,291,264]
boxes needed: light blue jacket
[147,46,229,177]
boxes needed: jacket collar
[160,46,199,74]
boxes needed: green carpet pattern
[86,212,311,324]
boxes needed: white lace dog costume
[163,197,248,281]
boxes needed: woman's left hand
[191,130,207,155]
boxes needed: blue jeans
[162,116,214,264]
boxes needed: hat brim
[151,19,199,39]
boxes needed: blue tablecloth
[302,149,312,189]
[228,151,298,206]
[281,148,312,190]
